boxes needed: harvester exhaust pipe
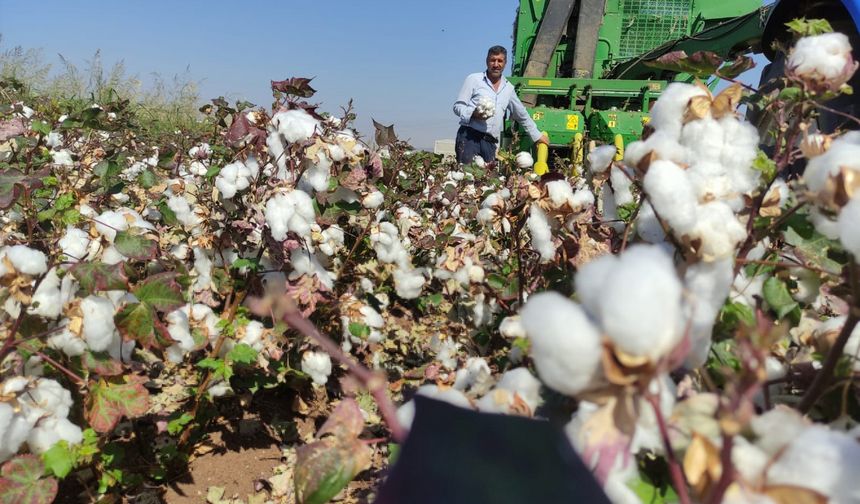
[572,0,606,78]
[521,0,578,107]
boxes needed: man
[453,45,549,164]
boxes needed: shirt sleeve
[507,91,543,142]
[453,75,477,124]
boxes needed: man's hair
[487,45,507,59]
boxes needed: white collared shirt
[453,72,542,142]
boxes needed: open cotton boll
[192,247,213,292]
[238,320,266,352]
[0,402,35,462]
[788,32,858,92]
[804,134,860,200]
[810,208,841,239]
[838,196,860,260]
[28,268,63,319]
[766,425,860,502]
[289,249,335,290]
[545,180,578,209]
[59,226,90,262]
[515,151,534,169]
[45,131,62,149]
[499,315,526,339]
[361,190,385,209]
[635,201,666,243]
[297,154,332,194]
[266,129,288,177]
[22,378,74,420]
[683,259,734,367]
[681,117,726,161]
[393,266,426,299]
[51,149,73,166]
[301,350,332,386]
[396,385,472,431]
[690,201,747,260]
[520,291,603,396]
[167,195,202,229]
[643,160,698,234]
[589,145,617,174]
[48,319,87,357]
[265,190,317,242]
[750,405,809,456]
[4,245,48,276]
[649,82,710,137]
[453,357,492,393]
[272,109,319,143]
[81,295,119,352]
[585,245,683,361]
[317,225,345,256]
[527,204,555,262]
[476,367,543,415]
[609,165,634,206]
[164,308,194,363]
[27,417,83,454]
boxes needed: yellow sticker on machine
[566,115,579,130]
[532,112,544,121]
[527,79,552,87]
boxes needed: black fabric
[455,126,497,164]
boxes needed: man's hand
[471,108,489,121]
[537,133,549,145]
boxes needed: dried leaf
[294,436,372,504]
[86,377,151,433]
[762,485,827,504]
[683,433,721,497]
[317,399,366,440]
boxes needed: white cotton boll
[164,308,194,363]
[289,249,335,289]
[649,82,710,137]
[59,226,90,262]
[731,436,770,486]
[499,315,526,339]
[298,155,332,194]
[804,135,860,196]
[766,425,860,502]
[272,109,319,143]
[393,266,426,299]
[25,378,73,420]
[545,180,576,209]
[810,208,840,239]
[28,417,83,454]
[571,186,595,211]
[527,204,555,262]
[51,149,73,166]
[359,305,384,330]
[188,161,208,177]
[719,117,759,171]
[301,350,332,385]
[239,320,266,351]
[476,367,543,414]
[681,118,726,161]
[207,381,232,398]
[267,129,288,177]
[28,268,62,319]
[610,165,634,206]
[520,291,603,396]
[5,245,48,276]
[453,357,492,393]
[788,32,858,91]
[362,190,385,209]
[472,156,486,168]
[81,295,118,352]
[435,338,461,370]
[691,201,747,260]
[265,190,316,242]
[574,252,616,316]
[101,245,127,265]
[318,225,345,256]
[47,320,87,357]
[683,259,734,368]
[838,196,860,260]
[0,403,34,462]
[396,385,472,431]
[167,195,202,229]
[635,201,666,243]
[45,131,62,149]
[589,145,617,174]
[643,160,698,234]
[751,405,809,456]
[586,245,683,361]
[93,211,126,241]
[515,151,534,169]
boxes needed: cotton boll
[589,145,617,174]
[610,165,634,206]
[750,406,810,456]
[804,134,860,206]
[691,201,747,261]
[80,295,119,352]
[28,268,63,319]
[515,151,534,169]
[766,425,860,502]
[0,403,35,462]
[267,129,288,177]
[362,190,385,209]
[649,82,710,138]
[476,367,543,414]
[681,117,726,161]
[393,266,426,299]
[164,308,194,363]
[167,195,202,229]
[317,225,345,256]
[683,259,734,367]
[5,245,48,276]
[27,417,83,454]
[643,160,698,235]
[574,252,617,317]
[520,291,603,396]
[301,350,332,385]
[585,245,683,361]
[527,204,555,262]
[51,149,73,166]
[635,201,666,243]
[272,109,320,143]
[59,226,90,262]
[47,319,87,357]
[45,131,62,149]
[297,154,332,195]
[788,32,858,92]
[24,378,73,420]
[810,208,840,239]
[499,315,526,339]
[546,180,576,209]
[289,248,335,290]
[239,320,266,351]
[265,190,316,242]
[453,357,492,393]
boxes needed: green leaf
[70,262,129,294]
[197,357,232,381]
[786,17,833,36]
[783,215,843,275]
[617,202,638,223]
[763,276,798,319]
[230,258,260,271]
[628,474,678,503]
[114,303,157,348]
[158,199,179,226]
[132,272,184,312]
[54,192,75,211]
[0,455,58,504]
[61,209,81,225]
[82,351,124,376]
[205,165,221,179]
[348,322,370,339]
[114,230,158,261]
[137,170,157,189]
[166,413,194,436]
[751,150,777,182]
[31,121,51,136]
[42,442,75,478]
[86,378,151,433]
[295,437,372,504]
[226,343,257,366]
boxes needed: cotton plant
[215,155,260,199]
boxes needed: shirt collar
[483,72,507,91]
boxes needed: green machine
[505,0,767,166]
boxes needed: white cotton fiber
[516,151,534,169]
[272,109,319,143]
[788,32,857,91]
[80,295,119,352]
[28,268,63,319]
[520,291,603,396]
[289,248,335,290]
[265,190,316,241]
[683,259,734,367]
[649,82,710,137]
[301,350,332,385]
[527,204,555,262]
[589,145,616,174]
[643,160,698,234]
[59,226,91,262]
[361,190,385,209]
[393,266,426,299]
[5,245,48,276]
[838,196,860,260]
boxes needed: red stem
[646,393,691,504]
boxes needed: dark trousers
[455,126,496,164]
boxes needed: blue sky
[0,0,766,149]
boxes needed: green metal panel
[588,110,650,145]
[617,0,692,61]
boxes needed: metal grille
[618,0,691,61]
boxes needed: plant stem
[706,433,735,504]
[797,311,860,413]
[646,393,691,504]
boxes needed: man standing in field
[453,45,548,164]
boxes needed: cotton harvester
[505,0,860,172]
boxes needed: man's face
[486,53,506,79]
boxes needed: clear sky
[0,0,525,150]
[0,1,767,150]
